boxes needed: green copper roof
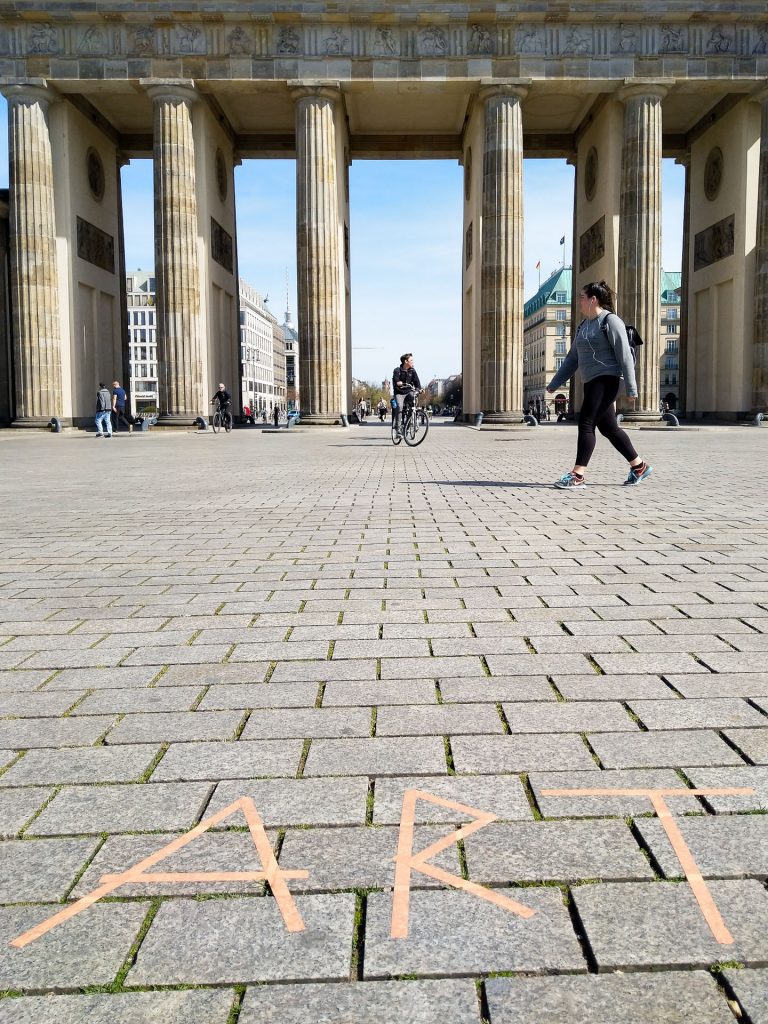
[524,267,572,317]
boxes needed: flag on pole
[559,235,565,245]
[535,260,541,269]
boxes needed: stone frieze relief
[0,20,765,62]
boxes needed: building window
[555,291,567,302]
[555,357,564,369]
[555,309,567,320]
[667,324,678,334]
[555,341,566,354]
[667,307,678,319]
[665,357,678,370]
[556,324,566,337]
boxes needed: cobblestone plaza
[0,420,766,1021]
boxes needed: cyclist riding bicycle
[392,353,421,434]
[210,383,232,413]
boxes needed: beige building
[1,2,768,427]
[523,268,571,417]
[239,279,285,415]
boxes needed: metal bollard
[662,412,680,427]
[473,412,483,427]
[48,417,62,433]
[340,413,349,427]
[195,416,208,431]
[523,414,539,426]
[754,412,765,426]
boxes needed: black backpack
[600,314,643,363]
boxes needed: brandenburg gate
[1,1,767,427]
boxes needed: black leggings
[576,375,638,467]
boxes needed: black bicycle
[391,387,429,447]
[211,402,233,433]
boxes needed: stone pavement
[0,419,766,1023]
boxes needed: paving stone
[484,971,733,1024]
[451,734,598,773]
[241,708,371,739]
[279,824,460,891]
[636,815,768,879]
[380,656,487,680]
[0,746,162,786]
[0,671,54,693]
[485,654,592,676]
[465,818,652,883]
[588,731,746,769]
[363,889,585,977]
[724,969,768,1024]
[0,837,99,901]
[71,830,280,897]
[552,674,677,700]
[43,667,160,690]
[322,679,438,706]
[0,716,117,749]
[20,650,136,670]
[198,682,320,710]
[129,893,355,985]
[272,659,377,683]
[573,879,768,970]
[628,698,767,731]
[152,740,303,781]
[438,675,555,703]
[372,774,534,824]
[304,737,447,777]
[159,663,271,686]
[28,782,212,836]
[72,686,202,714]
[0,991,235,1024]
[657,673,768,698]
[376,703,504,736]
[529,769,701,818]
[208,778,369,827]
[685,767,768,812]
[104,711,243,744]
[237,979,481,1024]
[501,701,636,733]
[122,644,231,666]
[0,901,149,990]
[0,787,51,836]
[0,692,84,717]
[724,729,768,764]
[592,654,709,674]
[698,652,768,673]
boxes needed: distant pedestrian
[546,280,653,489]
[273,405,279,427]
[111,380,134,433]
[95,383,113,438]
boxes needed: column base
[12,416,71,429]
[155,413,201,429]
[482,411,526,424]
[619,409,663,424]
[299,414,345,426]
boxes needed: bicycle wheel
[391,420,402,445]
[404,408,429,447]
[211,410,221,433]
[224,412,232,433]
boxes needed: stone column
[480,84,527,421]
[291,83,343,425]
[617,82,668,419]
[143,80,204,421]
[676,153,691,415]
[1,81,62,426]
[752,90,768,413]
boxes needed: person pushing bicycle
[392,353,422,434]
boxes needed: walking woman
[546,281,653,489]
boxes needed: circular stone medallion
[584,146,598,201]
[86,148,105,201]
[704,146,723,201]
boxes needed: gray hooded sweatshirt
[547,311,638,398]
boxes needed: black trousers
[111,408,134,431]
[576,375,638,467]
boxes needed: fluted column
[479,84,527,421]
[618,82,668,419]
[752,89,768,413]
[291,84,343,424]
[676,153,691,415]
[2,81,62,426]
[143,80,203,421]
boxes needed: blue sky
[0,96,684,382]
